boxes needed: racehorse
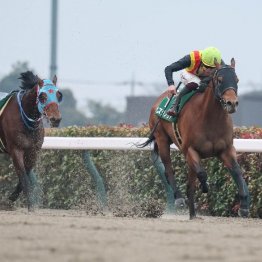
[140,59,250,219]
[0,71,62,211]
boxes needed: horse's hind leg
[220,147,250,217]
[9,181,22,202]
[156,136,183,201]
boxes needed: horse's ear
[53,75,57,85]
[231,58,235,68]
[214,58,220,69]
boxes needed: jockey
[165,46,222,116]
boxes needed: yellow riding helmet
[201,47,222,67]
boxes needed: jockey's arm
[164,55,191,86]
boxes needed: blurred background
[0,0,262,126]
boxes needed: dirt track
[0,209,261,262]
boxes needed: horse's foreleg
[220,147,250,217]
[24,153,40,208]
[185,147,208,193]
[187,169,197,219]
[11,149,35,211]
[9,180,22,202]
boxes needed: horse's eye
[218,76,223,83]
[38,92,47,104]
[56,91,63,103]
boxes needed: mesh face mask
[37,79,62,114]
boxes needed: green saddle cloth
[0,92,16,110]
[155,90,197,123]
[0,91,17,152]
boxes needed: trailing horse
[140,59,250,219]
[0,71,62,211]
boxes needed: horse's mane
[19,71,39,90]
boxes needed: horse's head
[37,75,63,127]
[213,58,239,114]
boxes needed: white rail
[42,137,262,152]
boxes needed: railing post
[82,151,108,212]
[28,170,41,206]
[151,148,175,214]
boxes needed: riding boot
[167,85,192,116]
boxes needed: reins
[17,91,42,131]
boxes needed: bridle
[17,80,62,131]
[211,66,238,109]
[37,79,63,116]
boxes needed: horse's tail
[137,131,155,148]
[136,119,159,153]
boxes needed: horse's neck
[22,91,40,119]
[201,86,226,120]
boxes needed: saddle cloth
[0,92,16,152]
[155,90,197,123]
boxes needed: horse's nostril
[236,101,239,107]
[50,117,61,128]
[226,101,232,106]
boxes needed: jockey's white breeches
[177,70,201,92]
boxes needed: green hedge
[0,125,261,218]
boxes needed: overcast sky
[1,0,262,111]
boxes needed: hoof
[189,214,197,220]
[9,195,16,202]
[28,205,36,212]
[9,194,19,202]
[175,198,186,209]
[201,182,209,193]
[190,216,203,220]
[238,208,249,218]
[257,207,262,219]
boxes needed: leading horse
[141,59,250,219]
[0,71,62,211]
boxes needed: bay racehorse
[140,59,250,219]
[0,71,62,211]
